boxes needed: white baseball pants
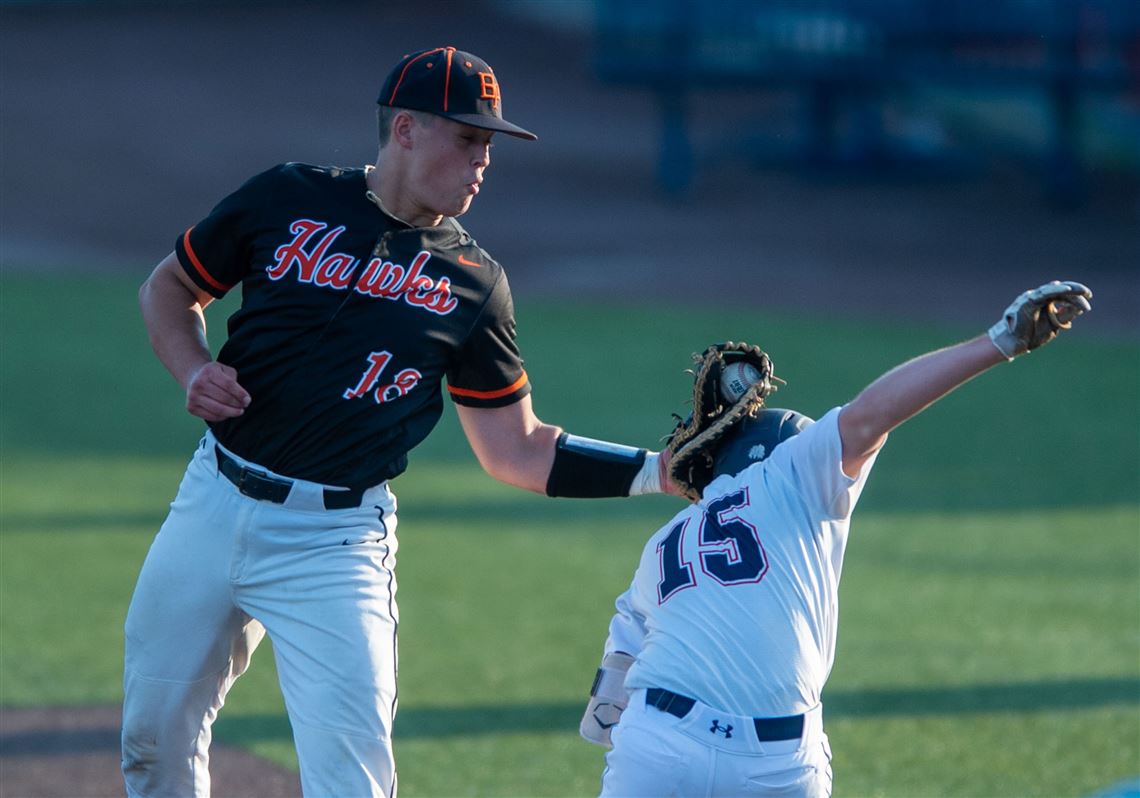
[600,689,832,797]
[122,433,400,797]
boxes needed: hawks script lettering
[268,219,459,315]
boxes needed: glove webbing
[671,382,768,502]
[670,344,776,502]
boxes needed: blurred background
[1,2,1138,796]
[2,0,1138,329]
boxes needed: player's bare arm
[456,399,670,497]
[838,336,1003,476]
[587,281,1091,797]
[838,280,1092,477]
[454,397,561,493]
[139,253,250,421]
[126,47,585,797]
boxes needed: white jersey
[611,406,880,718]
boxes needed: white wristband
[628,452,661,496]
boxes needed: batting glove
[988,280,1092,360]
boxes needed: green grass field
[1,276,1137,797]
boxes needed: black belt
[215,446,363,510]
[645,688,805,742]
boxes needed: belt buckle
[237,465,267,494]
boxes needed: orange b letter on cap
[478,72,501,108]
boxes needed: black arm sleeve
[545,432,648,498]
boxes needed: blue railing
[595,0,1140,201]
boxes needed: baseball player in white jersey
[580,280,1093,797]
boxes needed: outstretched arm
[455,398,673,496]
[838,280,1092,477]
[838,336,1003,476]
[454,396,561,493]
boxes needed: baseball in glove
[666,342,778,502]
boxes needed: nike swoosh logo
[457,254,482,268]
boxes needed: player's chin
[447,195,476,218]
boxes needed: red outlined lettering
[344,351,393,399]
[313,252,357,289]
[375,368,423,404]
[266,221,459,317]
[344,352,423,405]
[356,259,407,298]
[268,220,348,283]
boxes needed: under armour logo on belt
[709,720,733,738]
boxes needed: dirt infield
[1,1,1137,795]
[1,706,299,797]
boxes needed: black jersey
[174,162,531,489]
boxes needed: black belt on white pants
[645,688,805,742]
[215,446,364,510]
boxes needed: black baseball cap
[378,47,537,141]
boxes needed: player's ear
[390,110,418,150]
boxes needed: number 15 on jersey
[657,488,769,603]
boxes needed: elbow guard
[580,651,636,749]
[545,432,647,498]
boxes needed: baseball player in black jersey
[123,47,671,798]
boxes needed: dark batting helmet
[710,408,814,481]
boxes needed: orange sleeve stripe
[181,229,232,293]
[448,371,529,400]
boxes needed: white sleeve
[771,406,880,520]
[604,585,647,657]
